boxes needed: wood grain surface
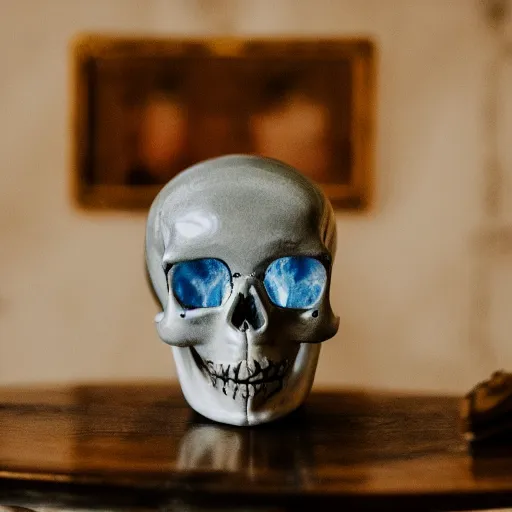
[0,382,510,511]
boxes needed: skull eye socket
[171,258,232,309]
[263,256,327,309]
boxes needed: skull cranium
[145,155,338,425]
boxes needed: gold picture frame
[72,35,375,210]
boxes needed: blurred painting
[73,37,375,209]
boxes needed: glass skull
[145,155,339,426]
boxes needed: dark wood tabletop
[0,382,511,511]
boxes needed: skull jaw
[172,343,321,426]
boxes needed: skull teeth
[212,378,281,400]
[203,358,289,386]
[237,363,249,380]
[260,357,270,370]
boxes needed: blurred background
[88,47,356,189]
[1,0,512,393]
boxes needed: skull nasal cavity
[231,293,264,332]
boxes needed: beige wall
[1,0,511,393]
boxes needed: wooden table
[0,383,511,511]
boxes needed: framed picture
[72,36,375,210]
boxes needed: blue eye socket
[171,259,232,309]
[263,256,327,309]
